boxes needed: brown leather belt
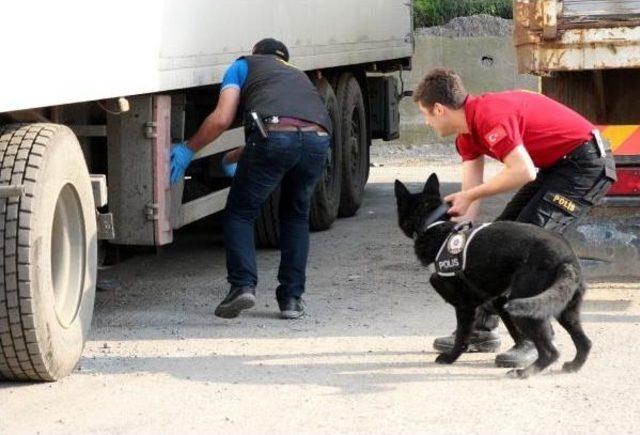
[265,124,326,133]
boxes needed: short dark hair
[413,68,468,111]
[252,38,290,62]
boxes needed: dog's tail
[505,263,581,319]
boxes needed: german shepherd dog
[394,174,592,378]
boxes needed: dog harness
[434,222,492,277]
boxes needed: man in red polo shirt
[413,68,616,368]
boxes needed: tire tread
[0,123,58,381]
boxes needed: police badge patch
[434,223,492,277]
[447,233,466,255]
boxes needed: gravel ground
[370,141,460,166]
[2,146,640,434]
[416,14,513,38]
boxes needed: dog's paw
[562,361,580,373]
[435,353,456,365]
[506,369,529,379]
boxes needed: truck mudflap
[569,125,640,279]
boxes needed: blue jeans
[224,131,330,301]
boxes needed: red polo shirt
[455,91,594,168]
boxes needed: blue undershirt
[220,59,248,91]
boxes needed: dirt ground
[2,148,640,434]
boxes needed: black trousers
[474,138,616,333]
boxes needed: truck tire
[0,124,97,381]
[336,73,368,217]
[310,78,342,231]
[255,187,280,248]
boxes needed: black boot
[433,330,501,353]
[214,285,256,319]
[433,305,501,353]
[278,297,306,319]
[495,340,538,368]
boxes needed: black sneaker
[214,286,256,319]
[495,340,538,368]
[278,297,306,319]
[433,330,501,353]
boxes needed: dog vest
[434,222,492,277]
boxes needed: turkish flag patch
[484,125,507,145]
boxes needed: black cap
[252,38,290,62]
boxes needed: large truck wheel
[336,73,368,217]
[0,124,97,381]
[310,78,342,231]
[255,187,280,248]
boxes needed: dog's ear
[394,180,410,202]
[422,173,440,197]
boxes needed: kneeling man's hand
[445,191,473,217]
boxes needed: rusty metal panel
[518,26,640,73]
[515,0,640,74]
[563,1,640,18]
[562,0,640,29]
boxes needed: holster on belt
[583,151,617,204]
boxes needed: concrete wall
[398,34,538,145]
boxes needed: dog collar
[414,203,450,239]
[413,220,447,240]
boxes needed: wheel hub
[51,184,86,328]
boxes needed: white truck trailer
[514,0,640,277]
[0,0,414,381]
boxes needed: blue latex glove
[170,142,195,184]
[220,160,238,177]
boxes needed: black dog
[395,173,591,378]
